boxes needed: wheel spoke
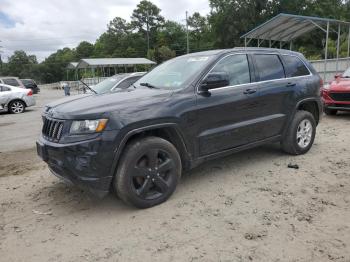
[136,178,152,197]
[153,175,169,193]
[146,149,159,168]
[158,158,174,173]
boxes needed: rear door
[0,85,13,108]
[250,53,294,139]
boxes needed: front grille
[42,117,64,141]
[329,92,350,101]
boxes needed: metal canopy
[76,58,156,69]
[66,62,78,69]
[241,13,350,42]
[241,13,350,81]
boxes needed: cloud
[0,0,210,62]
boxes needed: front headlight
[70,119,108,134]
[323,83,330,90]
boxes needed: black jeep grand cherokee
[37,48,322,208]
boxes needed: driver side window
[211,54,251,86]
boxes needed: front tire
[114,136,182,208]
[9,100,25,114]
[282,110,316,155]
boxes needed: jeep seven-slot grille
[42,117,64,141]
[329,92,350,101]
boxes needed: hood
[329,78,350,92]
[49,87,173,119]
[46,93,92,109]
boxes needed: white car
[0,84,36,113]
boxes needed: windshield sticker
[187,56,209,62]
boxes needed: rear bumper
[24,96,36,107]
[36,134,117,197]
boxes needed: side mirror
[200,72,229,92]
[334,73,342,79]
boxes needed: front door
[195,53,261,156]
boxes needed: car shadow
[39,142,284,214]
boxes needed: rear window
[282,55,310,77]
[254,54,285,81]
[2,78,20,86]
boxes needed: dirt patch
[0,147,45,177]
[0,112,350,261]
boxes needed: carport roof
[76,58,156,69]
[66,62,78,69]
[241,13,350,42]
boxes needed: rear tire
[114,136,181,208]
[324,108,337,115]
[282,110,316,155]
[9,100,25,114]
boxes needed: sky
[0,0,210,62]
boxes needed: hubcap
[296,119,313,148]
[131,149,175,200]
[11,102,24,113]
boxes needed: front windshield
[343,68,350,78]
[92,75,125,94]
[135,55,214,90]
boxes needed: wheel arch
[8,98,27,107]
[110,123,192,178]
[295,98,321,125]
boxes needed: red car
[322,67,350,115]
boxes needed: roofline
[241,13,350,39]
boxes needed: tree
[158,21,187,55]
[131,0,165,49]
[188,12,212,51]
[75,41,94,59]
[107,17,131,35]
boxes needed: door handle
[243,89,257,94]
[286,82,296,87]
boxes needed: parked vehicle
[321,67,350,115]
[0,84,35,113]
[20,79,40,94]
[87,72,146,94]
[37,48,322,208]
[0,77,26,89]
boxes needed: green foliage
[2,0,350,83]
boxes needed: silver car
[0,84,36,113]
[89,72,146,94]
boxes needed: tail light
[27,89,33,96]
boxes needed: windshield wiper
[140,82,159,89]
[80,80,97,94]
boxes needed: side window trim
[252,53,286,82]
[196,52,252,92]
[281,54,313,77]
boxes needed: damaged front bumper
[36,133,117,197]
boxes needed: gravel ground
[0,89,349,262]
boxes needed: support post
[347,25,350,68]
[146,10,150,53]
[269,39,271,48]
[324,21,330,81]
[280,41,282,49]
[244,37,247,48]
[336,23,341,73]
[186,11,189,54]
[257,38,260,47]
[290,41,292,50]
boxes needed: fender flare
[109,123,190,177]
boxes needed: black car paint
[37,48,322,197]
